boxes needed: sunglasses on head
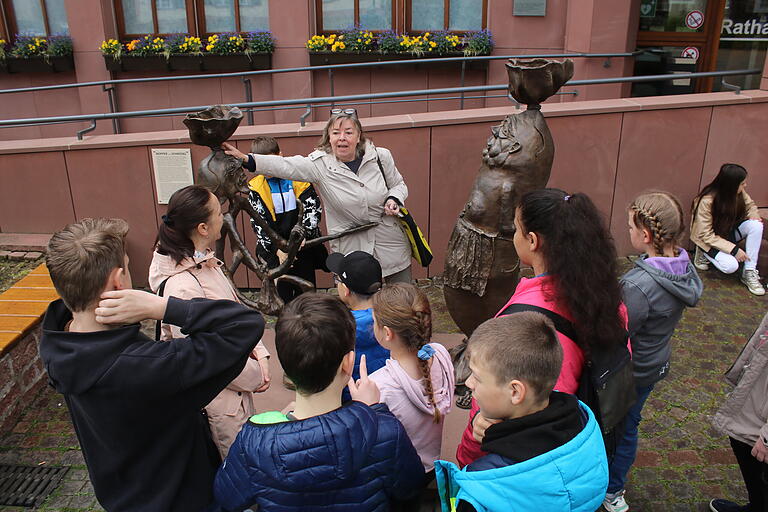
[330,108,358,118]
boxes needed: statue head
[197,151,249,203]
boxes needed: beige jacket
[250,140,411,276]
[148,250,269,458]
[711,311,768,446]
[690,192,758,254]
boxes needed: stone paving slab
[0,264,766,512]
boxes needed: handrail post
[299,104,312,127]
[242,77,254,125]
[102,84,120,134]
[460,60,467,109]
[76,119,97,140]
[328,68,335,109]
[720,79,741,94]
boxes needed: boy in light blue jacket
[435,312,608,512]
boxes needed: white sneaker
[741,268,766,296]
[693,246,710,271]
[603,490,629,512]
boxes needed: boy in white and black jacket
[246,136,327,303]
[39,218,265,512]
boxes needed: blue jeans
[607,383,655,493]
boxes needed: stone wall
[0,327,47,433]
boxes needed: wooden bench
[0,263,58,432]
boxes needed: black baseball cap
[326,251,383,295]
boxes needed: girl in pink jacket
[369,283,455,478]
[148,185,270,459]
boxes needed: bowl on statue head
[505,59,574,108]
[184,105,244,149]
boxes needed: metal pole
[242,77,254,125]
[460,60,466,110]
[76,120,97,140]
[328,68,335,109]
[299,104,312,127]
[102,85,120,134]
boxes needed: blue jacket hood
[436,401,607,512]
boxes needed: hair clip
[417,345,435,361]
[563,194,572,202]
[161,214,174,226]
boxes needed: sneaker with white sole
[709,498,749,512]
[603,490,629,512]
[741,268,766,296]
[693,246,710,271]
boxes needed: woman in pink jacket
[148,185,270,459]
[457,189,628,467]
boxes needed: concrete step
[0,233,51,253]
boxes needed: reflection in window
[240,0,270,31]
[122,0,154,34]
[360,0,391,30]
[449,0,482,31]
[11,0,46,35]
[156,0,188,33]
[45,0,70,34]
[411,0,443,31]
[638,0,707,33]
[323,0,354,31]
[205,0,236,32]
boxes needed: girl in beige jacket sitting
[691,163,764,296]
[148,185,270,458]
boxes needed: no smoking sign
[681,47,699,60]
[685,10,704,30]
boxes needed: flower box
[1,55,74,73]
[308,51,488,70]
[103,52,272,73]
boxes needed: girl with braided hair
[369,283,455,484]
[604,191,703,512]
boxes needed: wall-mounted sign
[640,0,657,18]
[513,0,546,16]
[681,46,700,60]
[721,18,768,38]
[685,10,704,30]
[151,148,194,204]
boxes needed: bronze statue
[443,59,574,336]
[184,105,374,315]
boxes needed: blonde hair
[46,218,129,312]
[371,283,441,423]
[629,191,685,256]
[316,113,368,158]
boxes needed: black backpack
[498,303,637,457]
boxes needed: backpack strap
[497,303,579,342]
[375,153,389,189]
[154,270,204,341]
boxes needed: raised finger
[359,354,368,380]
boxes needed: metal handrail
[0,51,643,95]
[0,68,760,139]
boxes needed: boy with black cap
[326,250,389,397]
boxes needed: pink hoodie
[369,342,455,471]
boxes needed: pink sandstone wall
[1,91,767,287]
[1,0,643,140]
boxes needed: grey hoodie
[621,249,703,387]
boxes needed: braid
[417,355,441,423]
[630,192,684,257]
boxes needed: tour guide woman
[223,109,412,282]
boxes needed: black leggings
[730,437,768,511]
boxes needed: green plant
[206,32,246,54]
[100,38,122,58]
[126,35,165,56]
[0,38,7,60]
[341,28,374,53]
[464,29,493,56]
[46,35,73,57]
[246,31,275,53]
[10,35,48,58]
[376,30,401,53]
[166,33,202,54]
[429,32,461,55]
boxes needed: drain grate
[0,465,69,508]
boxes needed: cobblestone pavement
[0,263,766,512]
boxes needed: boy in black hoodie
[39,218,265,512]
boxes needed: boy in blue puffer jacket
[435,312,608,512]
[214,293,425,512]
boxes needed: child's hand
[222,142,247,162]
[348,355,380,406]
[735,248,749,262]
[472,412,502,443]
[95,290,168,325]
[254,356,271,393]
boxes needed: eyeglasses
[330,108,358,118]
